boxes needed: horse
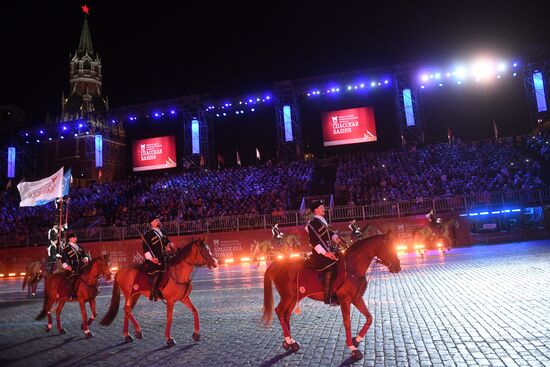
[100,239,218,347]
[251,240,274,266]
[22,260,63,297]
[412,218,459,252]
[36,254,112,337]
[261,231,401,361]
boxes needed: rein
[77,261,109,289]
[169,242,205,285]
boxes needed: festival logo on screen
[132,136,177,172]
[321,107,377,147]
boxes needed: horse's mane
[168,241,196,266]
[83,255,106,273]
[345,233,384,256]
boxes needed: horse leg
[341,300,362,360]
[122,296,137,342]
[127,294,142,339]
[78,300,93,338]
[181,296,200,341]
[56,300,67,334]
[351,296,373,347]
[87,299,97,326]
[32,280,37,296]
[165,300,176,347]
[275,298,300,352]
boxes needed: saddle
[132,264,171,298]
[296,260,347,301]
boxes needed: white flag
[17,167,64,207]
[236,150,241,166]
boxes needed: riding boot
[150,274,159,301]
[69,276,77,299]
[323,270,334,305]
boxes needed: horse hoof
[351,349,363,361]
[192,332,200,342]
[87,318,94,325]
[44,326,52,333]
[290,342,300,352]
[85,331,94,339]
[124,335,134,343]
[352,337,360,348]
[166,338,176,348]
[59,328,67,335]
[134,331,143,340]
[282,341,290,350]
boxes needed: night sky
[1,0,549,126]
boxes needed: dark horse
[262,232,401,361]
[36,254,112,337]
[100,239,218,347]
[22,260,64,297]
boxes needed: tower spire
[78,18,94,54]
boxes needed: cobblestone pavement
[1,240,549,367]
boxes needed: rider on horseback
[47,223,66,273]
[142,214,175,301]
[306,200,342,306]
[61,232,90,299]
[426,210,443,238]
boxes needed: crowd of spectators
[0,161,313,237]
[334,139,546,205]
[1,138,548,240]
[522,134,550,162]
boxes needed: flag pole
[57,198,63,246]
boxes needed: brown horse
[100,239,218,347]
[36,254,112,337]
[261,232,401,361]
[22,260,63,297]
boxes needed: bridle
[170,240,213,285]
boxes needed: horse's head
[374,230,401,274]
[193,239,218,269]
[90,253,112,281]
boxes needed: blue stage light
[48,137,52,141]
[347,86,352,90]
[78,123,83,128]
[251,108,255,112]
[39,130,44,134]
[62,126,67,131]
[360,83,365,88]
[153,112,160,117]
[170,110,176,114]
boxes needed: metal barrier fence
[4,187,550,248]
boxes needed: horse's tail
[35,280,50,320]
[100,276,120,326]
[261,264,275,326]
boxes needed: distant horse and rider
[412,217,459,252]
[262,230,401,361]
[250,225,302,266]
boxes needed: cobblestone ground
[1,240,549,367]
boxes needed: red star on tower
[81,5,90,15]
